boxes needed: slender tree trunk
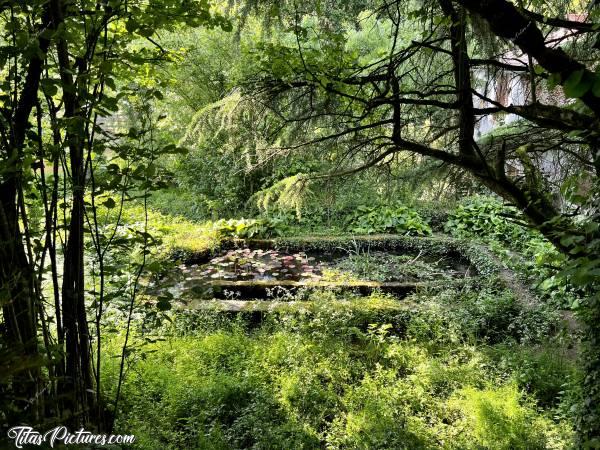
[0,183,38,363]
[48,0,95,426]
[0,5,54,420]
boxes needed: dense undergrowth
[104,286,578,450]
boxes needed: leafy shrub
[448,383,568,450]
[347,204,432,235]
[416,205,450,232]
[147,187,208,221]
[444,196,526,243]
[210,217,288,239]
[411,285,560,345]
[488,344,580,408]
[330,252,457,282]
[444,196,578,307]
[465,289,558,344]
[325,368,438,449]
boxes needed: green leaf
[104,77,116,91]
[125,20,138,33]
[563,70,593,98]
[156,300,172,311]
[145,163,156,177]
[137,27,155,38]
[99,60,113,74]
[102,198,116,209]
[40,79,58,96]
[547,73,561,90]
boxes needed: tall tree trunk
[0,5,54,420]
[49,0,95,426]
[0,183,38,407]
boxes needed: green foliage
[348,204,432,235]
[210,217,289,239]
[410,285,559,346]
[330,252,459,282]
[563,70,597,99]
[2,0,597,442]
[487,344,581,409]
[448,384,565,450]
[550,212,600,445]
[444,196,579,308]
[146,188,208,221]
[252,174,312,218]
[104,289,574,450]
[156,9,457,223]
[444,196,526,243]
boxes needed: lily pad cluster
[199,248,322,281]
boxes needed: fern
[250,173,313,217]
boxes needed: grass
[112,203,221,256]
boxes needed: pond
[196,248,322,282]
[157,246,474,302]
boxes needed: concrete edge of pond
[206,280,427,288]
[201,279,428,298]
[182,299,419,313]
